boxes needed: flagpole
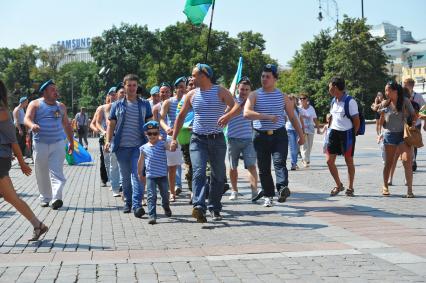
[204,0,216,63]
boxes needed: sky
[1,0,425,66]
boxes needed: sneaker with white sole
[229,191,238,200]
[263,197,273,207]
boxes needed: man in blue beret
[148,86,161,109]
[13,96,29,156]
[171,63,235,222]
[152,83,171,140]
[24,79,74,210]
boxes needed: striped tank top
[140,140,168,178]
[119,100,143,147]
[192,85,225,135]
[33,99,66,144]
[167,97,180,128]
[227,97,252,139]
[253,88,285,131]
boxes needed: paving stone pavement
[0,124,425,282]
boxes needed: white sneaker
[263,197,273,207]
[229,191,238,200]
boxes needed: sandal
[382,187,390,196]
[28,223,48,241]
[169,195,176,202]
[403,193,415,198]
[330,183,344,196]
[345,188,355,197]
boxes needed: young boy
[138,121,172,224]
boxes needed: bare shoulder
[28,99,40,108]
[58,102,67,111]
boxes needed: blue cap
[143,121,159,131]
[174,76,187,87]
[108,87,117,94]
[19,96,28,104]
[150,86,160,96]
[196,63,213,78]
[263,64,278,78]
[39,79,55,93]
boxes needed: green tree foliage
[279,16,389,120]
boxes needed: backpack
[331,95,365,136]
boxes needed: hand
[297,134,305,145]
[218,114,230,127]
[31,124,40,133]
[19,162,32,176]
[170,140,178,152]
[104,142,111,153]
[316,128,321,135]
[166,127,173,136]
[68,141,74,154]
[269,115,279,123]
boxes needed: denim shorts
[383,131,404,146]
[227,138,256,169]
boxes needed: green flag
[184,0,213,25]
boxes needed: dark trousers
[77,126,88,147]
[15,125,27,156]
[99,136,108,184]
[253,127,289,197]
[181,144,192,191]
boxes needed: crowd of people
[1,63,425,240]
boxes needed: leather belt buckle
[266,130,273,136]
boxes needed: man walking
[24,79,74,209]
[105,74,152,218]
[327,77,360,197]
[13,96,29,156]
[244,64,305,207]
[75,107,89,150]
[171,63,234,222]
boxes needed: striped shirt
[227,97,252,139]
[167,97,180,128]
[192,85,225,135]
[140,140,168,178]
[119,100,143,147]
[33,99,66,144]
[253,88,285,131]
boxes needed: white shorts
[166,137,183,166]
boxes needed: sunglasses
[146,132,159,136]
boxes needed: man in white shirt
[327,77,360,197]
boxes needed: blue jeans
[115,147,145,210]
[109,153,121,193]
[287,129,298,166]
[146,176,169,217]
[253,127,289,197]
[190,133,226,213]
[176,165,182,188]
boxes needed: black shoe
[192,207,207,223]
[209,211,222,221]
[134,207,145,218]
[175,187,182,195]
[119,186,123,192]
[123,204,131,214]
[413,161,417,172]
[51,199,63,210]
[277,187,291,203]
[148,216,157,225]
[164,206,172,217]
[251,190,264,202]
[223,183,230,195]
[40,202,49,208]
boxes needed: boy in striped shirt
[138,121,172,225]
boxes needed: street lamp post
[361,0,364,18]
[71,76,74,115]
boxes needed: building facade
[56,37,94,68]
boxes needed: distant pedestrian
[285,95,304,171]
[24,79,74,209]
[138,121,172,225]
[0,80,48,241]
[298,93,320,168]
[75,107,89,150]
[12,96,29,156]
[327,77,360,197]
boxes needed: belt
[254,127,284,136]
[193,132,224,139]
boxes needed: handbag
[404,123,423,148]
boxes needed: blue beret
[263,64,278,78]
[116,82,124,91]
[196,63,213,78]
[19,96,28,104]
[143,121,159,131]
[108,87,117,94]
[150,86,160,96]
[160,82,171,88]
[174,76,187,87]
[39,79,55,93]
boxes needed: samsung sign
[57,37,91,50]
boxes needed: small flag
[183,0,213,25]
[229,56,243,96]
